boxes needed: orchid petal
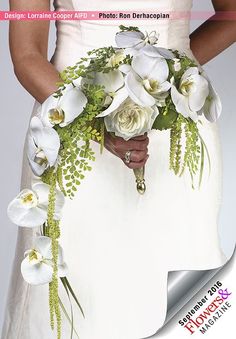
[158,81,172,93]
[199,71,222,122]
[142,45,175,59]
[27,134,47,176]
[188,74,209,111]
[39,128,60,166]
[7,193,47,227]
[34,236,53,259]
[171,85,198,122]
[58,262,68,277]
[203,83,222,122]
[27,131,37,159]
[132,54,169,83]
[119,64,132,74]
[93,70,124,93]
[29,117,60,166]
[56,243,68,276]
[149,105,160,128]
[140,44,163,58]
[39,94,59,128]
[59,87,87,127]
[57,243,66,265]
[181,67,199,82]
[21,257,53,285]
[115,30,145,49]
[125,72,156,107]
[72,77,83,87]
[124,47,140,57]
[33,182,65,220]
[96,87,129,117]
[29,116,44,137]
[34,236,66,266]
[54,193,65,220]
[154,47,175,60]
[27,158,47,177]
[32,182,50,207]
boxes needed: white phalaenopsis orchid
[200,82,222,122]
[27,117,60,176]
[115,29,175,59]
[89,70,129,118]
[104,97,159,140]
[7,182,65,227]
[40,83,87,128]
[115,29,158,50]
[139,44,175,60]
[125,53,171,107]
[21,236,68,285]
[199,72,222,122]
[171,67,209,122]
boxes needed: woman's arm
[190,0,236,65]
[9,0,60,103]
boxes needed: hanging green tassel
[47,172,61,339]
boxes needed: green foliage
[52,84,105,199]
[153,101,178,131]
[169,115,202,188]
[45,171,61,338]
[180,118,201,181]
[119,25,140,32]
[57,47,122,95]
[56,166,66,196]
[167,50,197,85]
[170,115,183,175]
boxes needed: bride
[2,0,236,338]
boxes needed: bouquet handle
[133,166,146,194]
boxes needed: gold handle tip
[136,180,146,194]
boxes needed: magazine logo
[178,282,232,335]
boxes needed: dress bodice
[52,0,195,71]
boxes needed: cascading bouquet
[7,26,222,338]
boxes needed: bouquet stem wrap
[133,166,146,194]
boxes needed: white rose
[104,97,159,140]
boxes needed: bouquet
[7,26,222,338]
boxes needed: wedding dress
[1,0,228,338]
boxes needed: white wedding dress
[2,0,228,338]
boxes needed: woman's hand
[103,130,150,169]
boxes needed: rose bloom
[104,97,159,140]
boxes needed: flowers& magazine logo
[178,280,232,335]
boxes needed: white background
[0,0,235,335]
